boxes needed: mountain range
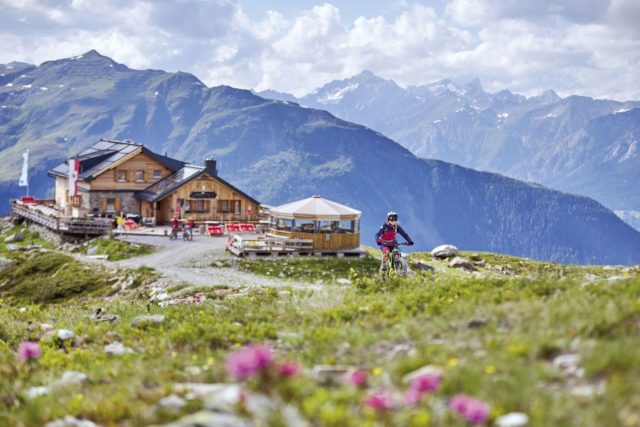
[257,71,640,223]
[1,50,640,264]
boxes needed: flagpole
[26,149,29,197]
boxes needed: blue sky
[1,0,639,100]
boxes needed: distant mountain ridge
[258,72,640,217]
[2,51,640,264]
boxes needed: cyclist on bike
[185,217,195,240]
[375,211,414,270]
[170,216,180,240]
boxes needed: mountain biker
[170,217,180,239]
[375,211,414,270]
[185,217,195,239]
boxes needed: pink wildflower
[225,344,274,381]
[346,369,368,388]
[18,341,41,361]
[406,373,441,405]
[277,360,301,378]
[449,394,490,424]
[364,390,395,412]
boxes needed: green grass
[1,248,640,426]
[0,224,55,255]
[81,237,155,261]
[233,256,380,283]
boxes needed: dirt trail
[83,234,321,290]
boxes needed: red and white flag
[68,159,80,196]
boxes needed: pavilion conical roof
[270,195,361,220]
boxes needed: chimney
[205,158,217,176]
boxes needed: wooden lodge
[46,139,261,227]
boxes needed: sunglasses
[388,218,397,222]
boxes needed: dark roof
[136,165,261,205]
[47,139,185,180]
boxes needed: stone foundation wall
[89,192,139,215]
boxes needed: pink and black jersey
[375,223,413,247]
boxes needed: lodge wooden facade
[48,139,260,225]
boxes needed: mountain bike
[169,226,179,240]
[380,242,410,278]
[183,227,193,241]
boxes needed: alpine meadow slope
[1,51,640,264]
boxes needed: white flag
[68,159,80,196]
[18,150,29,187]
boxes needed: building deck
[12,200,113,235]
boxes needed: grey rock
[496,412,529,427]
[0,256,14,272]
[104,341,135,356]
[26,386,49,398]
[431,244,458,259]
[158,394,187,411]
[448,256,476,271]
[312,365,350,386]
[5,232,24,243]
[44,416,98,427]
[130,314,165,327]
[86,245,98,256]
[413,261,435,272]
[552,353,583,377]
[160,410,251,427]
[6,244,20,251]
[336,278,352,285]
[56,371,88,386]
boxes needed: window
[153,170,162,179]
[117,170,127,182]
[106,198,116,212]
[195,200,209,213]
[70,195,82,207]
[219,200,241,214]
[135,170,144,182]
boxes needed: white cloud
[0,0,638,100]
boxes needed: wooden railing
[226,233,313,256]
[12,201,113,235]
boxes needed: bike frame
[381,242,410,277]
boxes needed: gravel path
[91,234,320,290]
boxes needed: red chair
[208,225,224,237]
[226,223,240,232]
[240,223,256,232]
[124,219,138,229]
[21,196,36,204]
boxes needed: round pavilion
[269,195,361,251]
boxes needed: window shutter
[114,197,122,213]
[114,170,118,182]
[101,197,107,211]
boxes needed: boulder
[448,256,476,271]
[158,394,187,411]
[311,365,350,386]
[413,261,435,273]
[104,342,135,356]
[431,244,458,259]
[159,411,251,427]
[5,232,24,243]
[0,256,14,272]
[496,412,529,427]
[130,314,165,328]
[44,416,97,427]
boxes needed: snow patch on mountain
[317,83,359,104]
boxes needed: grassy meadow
[1,223,639,426]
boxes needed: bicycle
[169,226,179,240]
[183,227,193,241]
[380,242,410,278]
